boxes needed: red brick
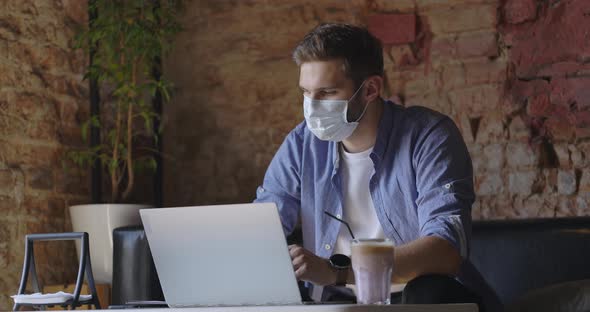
[0,195,19,217]
[576,126,590,139]
[57,123,84,146]
[556,197,577,217]
[456,114,476,143]
[514,194,557,218]
[464,59,507,85]
[573,111,590,129]
[26,120,59,141]
[537,62,590,78]
[417,0,498,12]
[508,115,529,141]
[476,111,507,143]
[55,99,80,124]
[475,172,503,196]
[25,167,54,190]
[503,0,590,77]
[441,64,466,90]
[527,93,551,117]
[426,4,497,34]
[368,14,416,45]
[1,143,62,167]
[507,79,550,113]
[504,0,537,24]
[0,15,22,41]
[23,195,64,218]
[39,45,71,71]
[369,0,416,13]
[580,169,590,194]
[554,143,571,169]
[0,222,14,268]
[550,77,590,109]
[25,217,66,235]
[456,31,498,58]
[55,169,89,195]
[69,49,87,73]
[387,44,419,68]
[47,74,71,95]
[405,91,452,116]
[12,92,44,118]
[449,84,502,117]
[0,170,16,190]
[10,42,71,71]
[545,116,575,141]
[403,73,438,97]
[62,0,88,25]
[506,142,539,168]
[430,35,456,59]
[0,65,44,90]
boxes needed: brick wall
[163,0,589,218]
[0,1,89,309]
[1,0,589,309]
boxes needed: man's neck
[341,98,384,153]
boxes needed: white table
[105,304,478,312]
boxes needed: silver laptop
[140,203,302,308]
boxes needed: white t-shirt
[333,144,385,257]
[313,145,403,300]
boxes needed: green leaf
[69,0,182,196]
[81,120,89,142]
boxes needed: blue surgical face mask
[303,82,368,142]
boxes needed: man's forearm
[345,236,462,284]
[391,236,462,283]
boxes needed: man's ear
[364,76,383,102]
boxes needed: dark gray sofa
[111,217,590,310]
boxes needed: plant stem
[111,38,124,203]
[122,61,137,200]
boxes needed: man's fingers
[292,254,305,268]
[295,263,307,280]
[289,245,303,258]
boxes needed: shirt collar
[331,100,396,170]
[372,100,395,163]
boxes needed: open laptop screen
[140,203,302,307]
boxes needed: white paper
[11,291,92,305]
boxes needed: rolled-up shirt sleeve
[254,126,304,236]
[413,117,475,259]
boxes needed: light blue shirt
[255,101,502,311]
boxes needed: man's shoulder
[282,121,308,146]
[291,120,307,138]
[283,121,317,147]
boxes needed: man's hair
[292,23,384,87]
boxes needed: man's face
[299,59,365,121]
[299,59,356,101]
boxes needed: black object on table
[111,225,164,306]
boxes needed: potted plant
[67,0,181,284]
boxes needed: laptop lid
[140,203,302,307]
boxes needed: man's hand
[288,244,336,286]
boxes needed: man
[254,23,501,312]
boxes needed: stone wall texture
[0,0,89,309]
[163,0,590,220]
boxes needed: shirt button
[444,183,451,189]
[259,187,265,193]
[336,214,342,219]
[325,244,331,250]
